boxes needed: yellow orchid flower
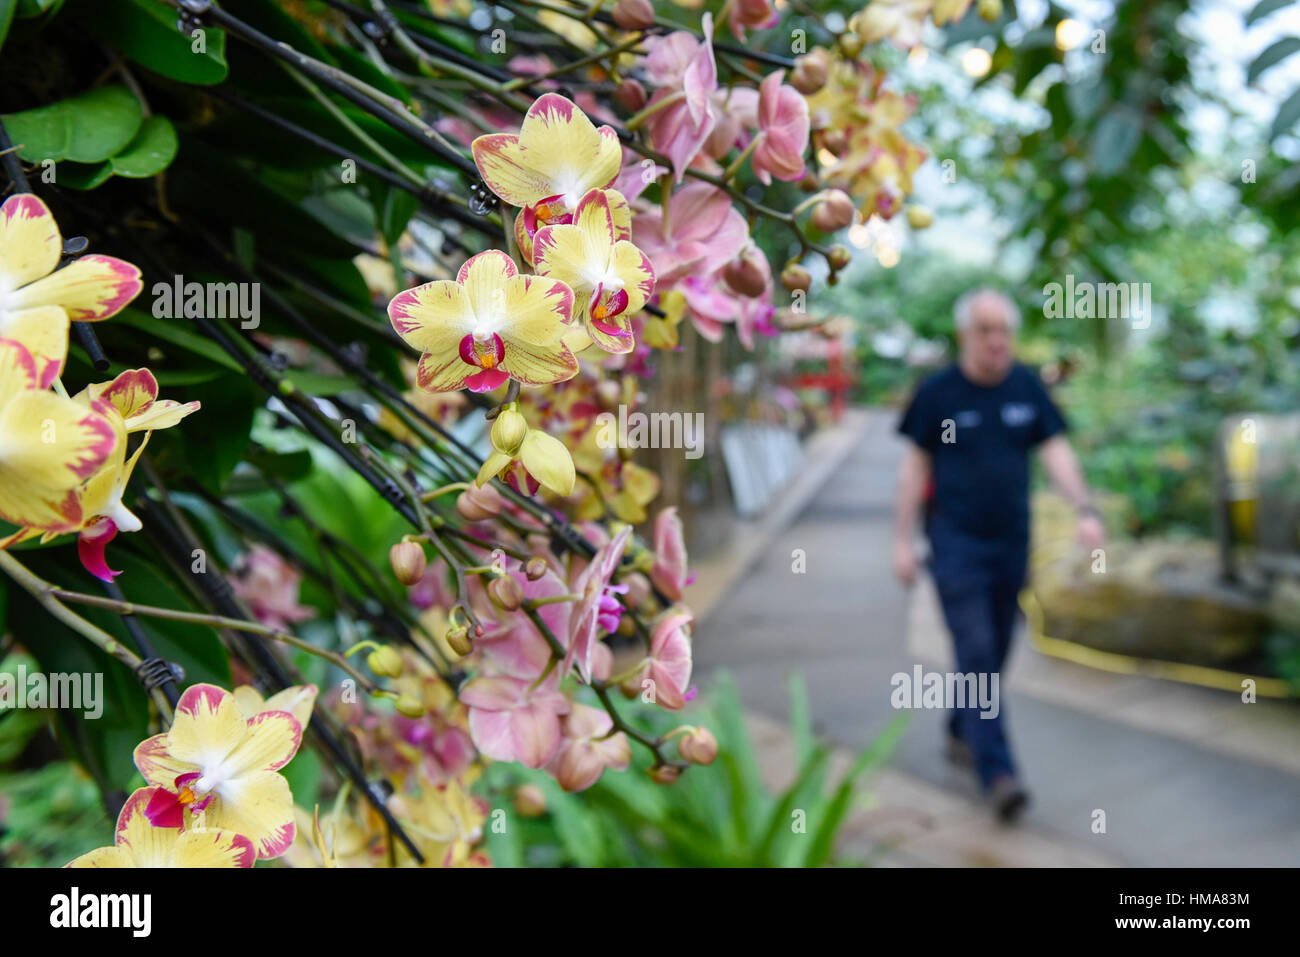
[387,778,490,868]
[74,367,201,434]
[233,683,318,731]
[0,338,118,537]
[133,683,304,860]
[0,194,142,387]
[533,188,656,354]
[388,249,579,394]
[471,94,623,265]
[67,786,255,868]
[4,368,200,579]
[475,405,576,497]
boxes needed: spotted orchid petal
[0,305,69,388]
[10,253,142,322]
[0,339,116,531]
[471,93,622,211]
[0,193,61,290]
[533,189,656,355]
[390,249,578,394]
[67,787,256,868]
[132,684,303,860]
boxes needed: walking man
[892,289,1105,821]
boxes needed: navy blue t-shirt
[897,362,1066,543]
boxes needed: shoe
[943,734,974,768]
[989,774,1030,823]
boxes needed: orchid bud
[854,6,892,44]
[367,645,404,679]
[906,205,934,229]
[445,624,472,656]
[781,262,812,293]
[524,557,550,581]
[518,430,576,497]
[619,675,642,699]
[722,244,771,297]
[613,78,648,113]
[623,571,651,609]
[457,482,505,522]
[394,693,426,719]
[487,574,524,611]
[611,0,655,30]
[514,784,547,818]
[678,726,718,765]
[647,764,681,785]
[827,244,852,271]
[978,0,1003,21]
[389,540,427,585]
[491,408,529,456]
[837,30,864,58]
[821,129,847,156]
[799,173,821,192]
[790,49,829,95]
[811,190,855,232]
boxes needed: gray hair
[954,288,1021,331]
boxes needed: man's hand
[1076,511,1105,552]
[893,538,920,587]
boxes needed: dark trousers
[926,519,1028,791]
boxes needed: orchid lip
[458,332,506,371]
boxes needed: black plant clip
[176,0,212,36]
[136,657,186,693]
[467,181,496,216]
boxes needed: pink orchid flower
[643,14,718,181]
[649,507,691,601]
[460,673,570,769]
[645,610,694,710]
[751,71,810,185]
[230,545,316,631]
[477,562,572,679]
[631,182,749,286]
[565,526,631,682]
[547,703,631,792]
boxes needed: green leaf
[1247,0,1293,26]
[0,0,17,49]
[1271,86,1300,140]
[16,0,59,16]
[1248,37,1300,84]
[378,185,418,246]
[115,308,245,373]
[1092,107,1143,176]
[108,115,178,178]
[2,85,142,164]
[804,715,909,868]
[83,0,228,85]
[56,161,113,191]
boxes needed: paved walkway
[691,409,1300,866]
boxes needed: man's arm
[892,443,931,587]
[1038,434,1105,551]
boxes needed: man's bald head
[954,288,1019,384]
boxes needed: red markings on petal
[77,517,121,582]
[143,786,185,830]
